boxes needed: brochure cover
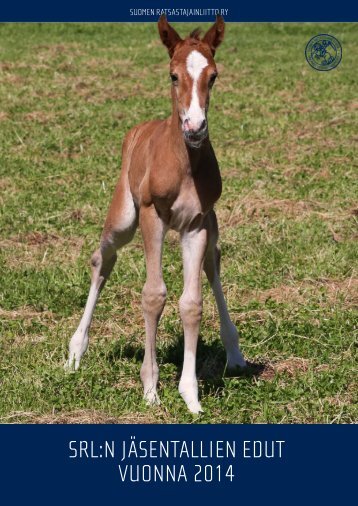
[0,1,356,504]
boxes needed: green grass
[0,23,357,423]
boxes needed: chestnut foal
[66,16,246,413]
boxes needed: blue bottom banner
[1,424,355,504]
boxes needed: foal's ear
[202,15,225,55]
[158,15,182,58]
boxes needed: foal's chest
[149,142,222,231]
[169,179,205,231]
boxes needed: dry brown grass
[245,278,358,307]
[34,42,85,60]
[23,111,56,124]
[0,177,17,198]
[0,232,85,269]
[260,357,311,380]
[0,307,54,320]
[217,189,358,231]
[1,409,159,424]
[0,111,10,121]
[218,194,321,227]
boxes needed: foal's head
[158,15,225,148]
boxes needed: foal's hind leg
[65,243,117,371]
[204,211,246,369]
[65,174,138,370]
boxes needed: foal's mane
[189,28,202,40]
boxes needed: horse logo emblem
[305,34,342,71]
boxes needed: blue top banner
[0,0,357,22]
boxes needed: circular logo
[305,34,342,71]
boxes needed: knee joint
[142,283,167,315]
[179,294,203,322]
[90,250,102,270]
[90,247,116,280]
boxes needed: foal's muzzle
[183,119,208,147]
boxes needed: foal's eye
[209,73,218,87]
[170,73,178,84]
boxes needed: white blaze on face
[185,50,208,131]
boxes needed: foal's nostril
[183,119,191,132]
[199,119,207,131]
[183,118,207,135]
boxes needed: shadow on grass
[107,335,267,394]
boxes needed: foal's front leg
[179,226,208,414]
[140,205,167,405]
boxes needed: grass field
[0,23,357,423]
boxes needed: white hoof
[66,329,88,371]
[144,389,160,406]
[186,400,203,414]
[64,354,80,372]
[179,382,202,414]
